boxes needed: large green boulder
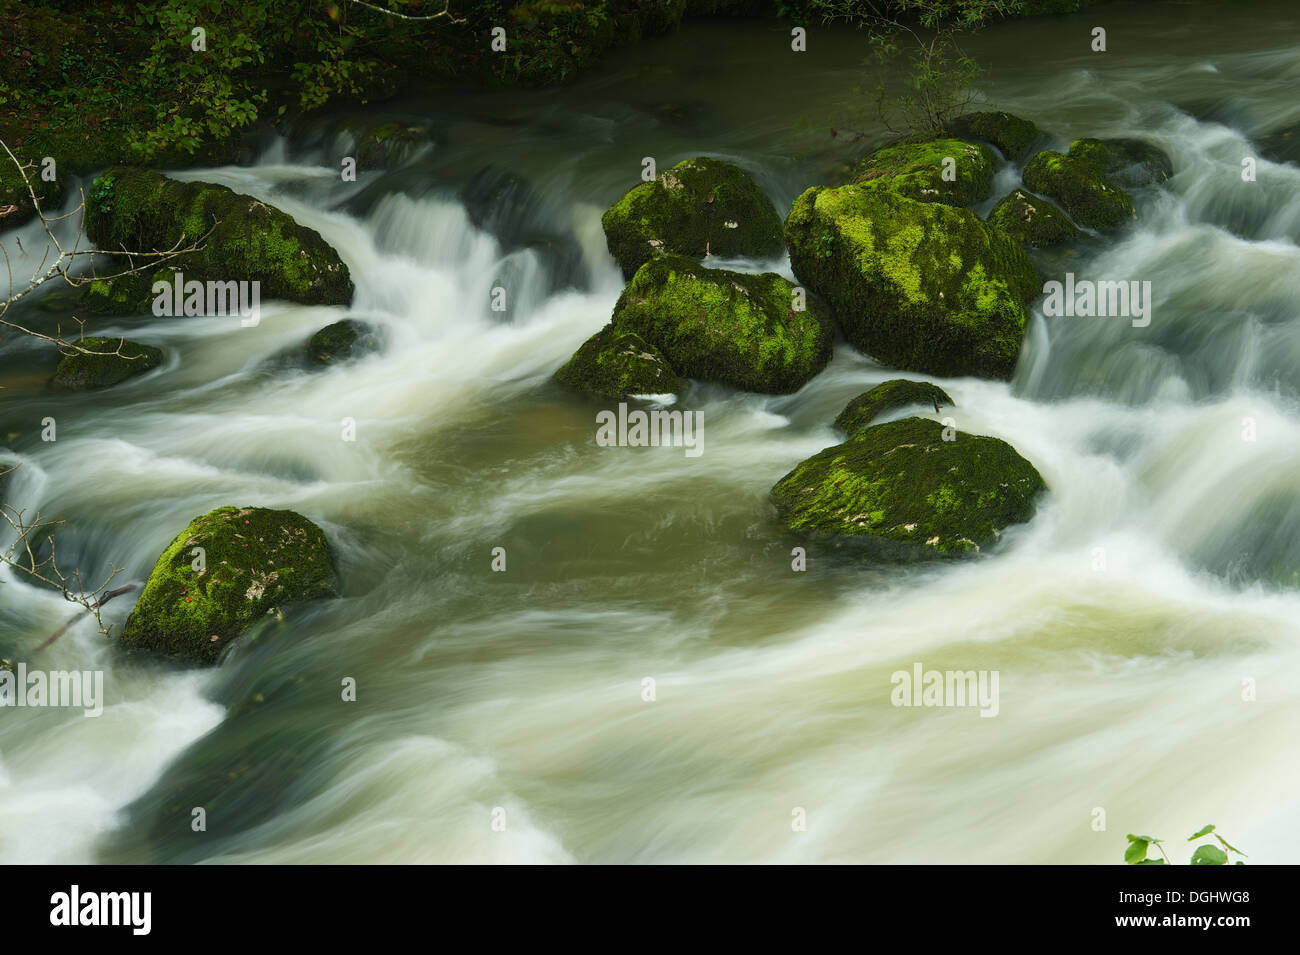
[608,255,834,394]
[555,324,685,399]
[772,416,1046,560]
[120,506,338,666]
[601,157,784,278]
[1022,150,1134,231]
[946,111,1042,161]
[834,379,954,437]
[85,168,354,312]
[987,188,1081,248]
[852,137,997,207]
[52,337,163,390]
[1067,137,1173,188]
[785,184,1039,379]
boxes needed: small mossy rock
[610,255,834,394]
[785,184,1039,379]
[601,157,784,278]
[120,506,337,666]
[987,189,1081,248]
[834,379,954,437]
[357,122,429,171]
[0,152,66,229]
[771,416,1046,560]
[52,337,163,390]
[946,112,1042,161]
[1021,150,1134,231]
[86,167,353,311]
[308,319,375,365]
[1068,137,1173,188]
[1257,121,1300,166]
[852,137,997,207]
[555,324,684,399]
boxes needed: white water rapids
[1,2,1298,863]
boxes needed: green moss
[119,506,337,666]
[771,416,1046,560]
[609,254,834,394]
[555,323,685,399]
[0,150,65,228]
[852,137,997,207]
[85,167,353,312]
[834,379,954,437]
[987,188,1080,248]
[1067,137,1173,188]
[1022,150,1134,231]
[945,111,1041,161]
[51,336,163,390]
[601,156,784,278]
[785,183,1039,379]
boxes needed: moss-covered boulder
[987,188,1081,248]
[834,379,954,437]
[1021,150,1134,231]
[120,506,337,666]
[555,323,684,398]
[785,184,1039,379]
[52,337,163,390]
[946,111,1042,161]
[1068,137,1173,188]
[608,255,834,394]
[772,416,1046,560]
[0,153,65,229]
[852,137,997,207]
[356,122,429,171]
[307,319,376,365]
[85,168,353,312]
[601,157,784,278]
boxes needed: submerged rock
[772,416,1046,560]
[1068,137,1173,188]
[1257,121,1300,165]
[555,324,684,399]
[86,167,354,312]
[1021,150,1134,231]
[307,319,376,365]
[52,337,163,390]
[356,122,430,170]
[852,137,997,207]
[946,111,1042,161]
[120,506,337,666]
[601,157,784,278]
[785,183,1039,379]
[609,255,834,394]
[987,188,1081,248]
[834,379,954,437]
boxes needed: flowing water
[2,0,1299,864]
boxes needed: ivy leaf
[1190,845,1228,865]
[1124,839,1150,864]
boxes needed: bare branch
[344,0,464,23]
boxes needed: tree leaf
[1124,839,1150,864]
[1190,844,1228,865]
[1188,824,1215,840]
[1135,858,1165,865]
